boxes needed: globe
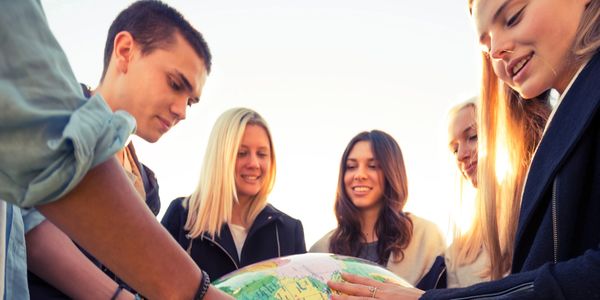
[213,253,412,299]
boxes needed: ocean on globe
[213,253,412,299]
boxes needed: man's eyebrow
[175,70,200,102]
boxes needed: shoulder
[309,229,335,253]
[409,213,443,236]
[161,197,188,223]
[407,213,446,251]
[167,197,188,211]
[262,204,302,225]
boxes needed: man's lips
[158,116,172,131]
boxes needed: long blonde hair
[184,108,277,238]
[477,78,550,280]
[467,0,600,279]
[446,100,487,275]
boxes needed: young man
[0,0,230,299]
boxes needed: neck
[231,196,253,227]
[94,82,117,112]
[555,59,584,95]
[359,206,380,243]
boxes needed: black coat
[424,53,600,299]
[161,197,307,281]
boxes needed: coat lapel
[246,204,280,239]
[515,53,600,247]
[204,224,241,265]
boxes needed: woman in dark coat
[162,108,306,281]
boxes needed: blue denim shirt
[0,1,135,299]
[5,205,29,299]
[0,0,135,208]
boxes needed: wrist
[194,270,211,300]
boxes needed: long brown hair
[329,130,413,265]
[467,0,600,279]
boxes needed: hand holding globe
[328,272,424,300]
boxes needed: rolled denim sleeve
[21,208,47,233]
[0,0,135,207]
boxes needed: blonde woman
[162,108,306,280]
[418,99,495,290]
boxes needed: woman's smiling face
[473,0,590,98]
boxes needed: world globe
[213,253,412,299]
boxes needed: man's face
[118,32,208,143]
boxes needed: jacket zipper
[187,211,280,271]
[450,281,534,300]
[552,179,558,264]
[434,265,446,288]
[275,223,281,257]
[205,236,239,270]
[187,236,239,270]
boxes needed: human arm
[26,220,135,300]
[37,158,232,299]
[421,248,600,299]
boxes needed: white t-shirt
[229,223,248,259]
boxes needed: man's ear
[113,31,136,74]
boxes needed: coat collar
[200,204,284,262]
[246,204,283,238]
[515,52,600,246]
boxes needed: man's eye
[187,98,199,107]
[170,79,182,91]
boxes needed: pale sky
[42,0,482,247]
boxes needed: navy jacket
[161,197,307,281]
[424,53,600,299]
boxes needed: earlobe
[113,31,135,74]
